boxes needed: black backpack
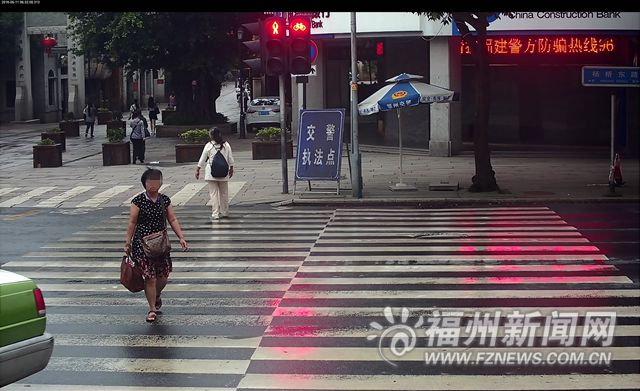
[210,144,229,178]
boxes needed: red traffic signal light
[288,16,311,75]
[263,16,286,76]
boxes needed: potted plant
[157,112,236,137]
[252,127,293,160]
[41,127,66,151]
[97,106,113,125]
[107,111,126,130]
[175,128,210,163]
[102,127,131,166]
[33,138,62,168]
[58,111,80,137]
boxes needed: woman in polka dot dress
[124,168,188,322]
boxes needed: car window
[251,98,279,106]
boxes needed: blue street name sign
[582,66,640,87]
[295,109,345,181]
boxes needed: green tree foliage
[419,12,513,192]
[67,12,260,123]
[0,12,22,57]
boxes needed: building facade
[293,12,639,156]
[1,12,164,125]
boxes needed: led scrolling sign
[461,36,617,55]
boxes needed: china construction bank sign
[453,12,640,34]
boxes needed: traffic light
[263,16,287,76]
[241,20,263,76]
[288,16,311,75]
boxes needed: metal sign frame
[294,109,346,195]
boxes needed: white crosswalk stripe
[0,187,20,197]
[2,207,333,389]
[0,187,55,207]
[169,182,207,206]
[74,186,132,208]
[35,186,95,208]
[2,206,637,390]
[0,182,246,209]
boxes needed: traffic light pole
[350,12,363,198]
[238,70,246,139]
[279,74,289,194]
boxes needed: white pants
[207,180,229,217]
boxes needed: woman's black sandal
[146,311,157,322]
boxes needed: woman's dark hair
[141,168,163,189]
[210,127,224,147]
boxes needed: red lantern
[41,35,57,55]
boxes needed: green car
[0,269,54,387]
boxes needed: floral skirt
[134,252,172,280]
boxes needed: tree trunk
[454,13,499,192]
[172,69,222,123]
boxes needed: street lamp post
[237,29,247,139]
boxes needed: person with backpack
[195,127,234,221]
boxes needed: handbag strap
[158,194,167,230]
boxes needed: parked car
[0,270,54,387]
[245,96,281,132]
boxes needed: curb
[274,197,640,207]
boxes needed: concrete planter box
[58,120,81,137]
[175,143,206,163]
[160,109,178,124]
[102,141,131,166]
[252,141,293,160]
[97,111,112,125]
[156,122,236,138]
[106,120,126,130]
[41,131,66,151]
[33,144,62,168]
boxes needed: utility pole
[279,74,288,194]
[238,70,245,138]
[350,12,363,198]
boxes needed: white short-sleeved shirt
[197,141,234,181]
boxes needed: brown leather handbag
[141,229,171,259]
[140,196,171,259]
[120,255,144,292]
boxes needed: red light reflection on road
[457,245,600,252]
[273,307,315,317]
[266,325,321,337]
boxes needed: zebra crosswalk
[2,206,638,390]
[0,182,246,209]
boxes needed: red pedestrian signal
[288,16,311,75]
[263,16,286,76]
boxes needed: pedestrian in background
[148,96,159,134]
[124,168,188,322]
[129,111,146,164]
[129,99,139,119]
[168,93,176,109]
[195,127,234,220]
[83,102,97,138]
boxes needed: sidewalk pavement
[1,79,637,207]
[1,118,637,207]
